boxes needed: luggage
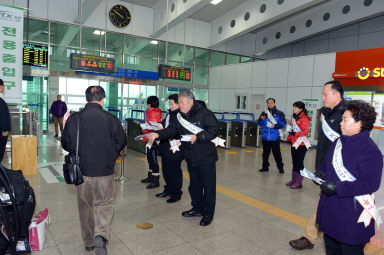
[0,164,36,254]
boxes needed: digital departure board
[70,53,115,74]
[23,43,48,68]
[158,64,191,81]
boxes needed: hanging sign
[0,4,24,104]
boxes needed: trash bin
[12,135,37,175]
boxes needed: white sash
[332,139,382,228]
[177,113,225,147]
[321,114,340,142]
[292,137,311,149]
[165,114,170,128]
[291,117,301,132]
[290,116,311,149]
[266,109,283,138]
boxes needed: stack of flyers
[300,168,325,185]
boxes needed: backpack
[0,164,36,254]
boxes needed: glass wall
[24,17,254,83]
[22,17,255,126]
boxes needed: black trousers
[324,234,365,255]
[146,145,159,175]
[0,135,7,163]
[262,140,284,170]
[187,162,216,218]
[161,157,183,198]
[291,145,307,172]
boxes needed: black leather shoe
[166,197,180,203]
[200,215,213,226]
[85,246,94,252]
[279,168,285,174]
[181,208,202,217]
[259,168,269,172]
[156,191,169,198]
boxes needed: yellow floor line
[181,171,382,253]
[182,171,307,227]
[244,150,255,153]
[227,151,238,154]
[136,156,382,253]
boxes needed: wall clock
[109,5,131,28]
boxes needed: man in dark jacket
[257,98,286,173]
[149,91,219,226]
[61,86,126,255]
[50,95,67,137]
[289,80,346,250]
[156,94,184,203]
[0,79,10,163]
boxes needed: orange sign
[333,47,384,87]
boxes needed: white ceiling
[120,0,158,8]
[191,0,248,22]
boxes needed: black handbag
[63,115,83,186]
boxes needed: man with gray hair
[149,91,219,226]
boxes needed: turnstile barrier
[218,120,231,149]
[246,121,261,147]
[230,121,247,148]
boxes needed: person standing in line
[140,96,163,189]
[286,101,311,189]
[148,91,219,226]
[50,95,67,137]
[257,98,286,173]
[0,79,10,163]
[289,80,346,250]
[61,86,126,255]
[156,94,184,203]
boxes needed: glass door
[22,76,49,131]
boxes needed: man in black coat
[149,91,219,226]
[289,80,346,250]
[61,86,126,255]
[0,79,10,163]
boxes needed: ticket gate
[246,121,261,147]
[213,112,231,149]
[107,107,121,120]
[229,112,255,148]
[230,120,247,148]
[126,109,146,154]
[218,120,231,149]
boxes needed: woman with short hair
[316,100,383,255]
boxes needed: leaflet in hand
[140,122,162,131]
[134,134,152,141]
[181,135,192,142]
[300,168,325,185]
[149,121,163,129]
[266,122,273,128]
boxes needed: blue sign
[76,68,158,80]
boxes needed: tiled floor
[2,129,383,255]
